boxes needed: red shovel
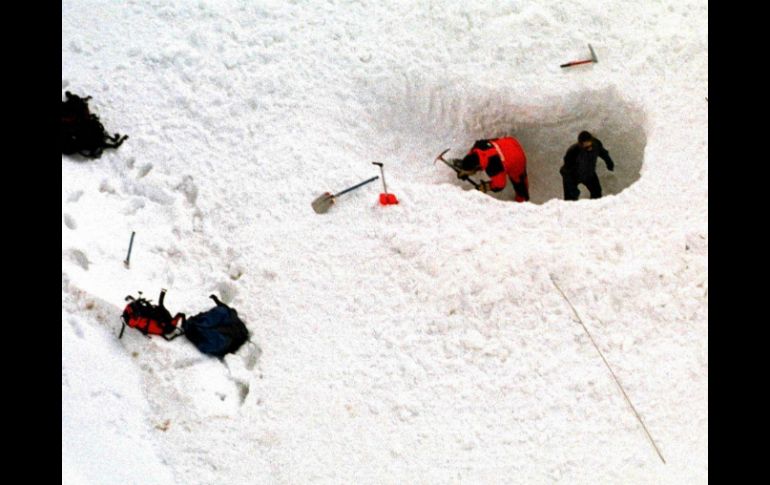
[372,162,398,205]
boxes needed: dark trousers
[562,172,602,201]
[511,172,530,202]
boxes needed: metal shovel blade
[311,192,335,214]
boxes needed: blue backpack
[182,295,250,357]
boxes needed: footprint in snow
[64,214,77,230]
[137,163,153,178]
[66,249,90,270]
[67,190,84,203]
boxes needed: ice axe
[311,175,379,214]
[433,148,481,189]
[560,43,598,68]
[372,162,399,205]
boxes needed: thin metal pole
[333,176,379,197]
[124,231,136,268]
[374,163,388,193]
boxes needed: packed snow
[62,0,708,483]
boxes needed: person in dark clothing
[560,131,615,200]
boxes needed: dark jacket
[560,138,614,182]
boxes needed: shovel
[372,162,399,205]
[311,175,379,214]
[560,43,598,68]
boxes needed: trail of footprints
[64,153,262,409]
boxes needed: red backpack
[120,289,185,340]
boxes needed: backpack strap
[163,313,186,341]
[209,294,227,308]
[119,294,134,339]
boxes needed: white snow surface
[62,1,707,483]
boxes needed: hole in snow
[366,82,646,204]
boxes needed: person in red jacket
[455,137,530,202]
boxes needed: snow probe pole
[433,148,481,189]
[549,274,666,464]
[124,231,135,268]
[311,176,380,214]
[560,43,598,68]
[372,162,399,205]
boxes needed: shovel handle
[560,59,594,68]
[334,176,379,197]
[372,162,387,193]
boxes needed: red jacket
[466,137,529,201]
